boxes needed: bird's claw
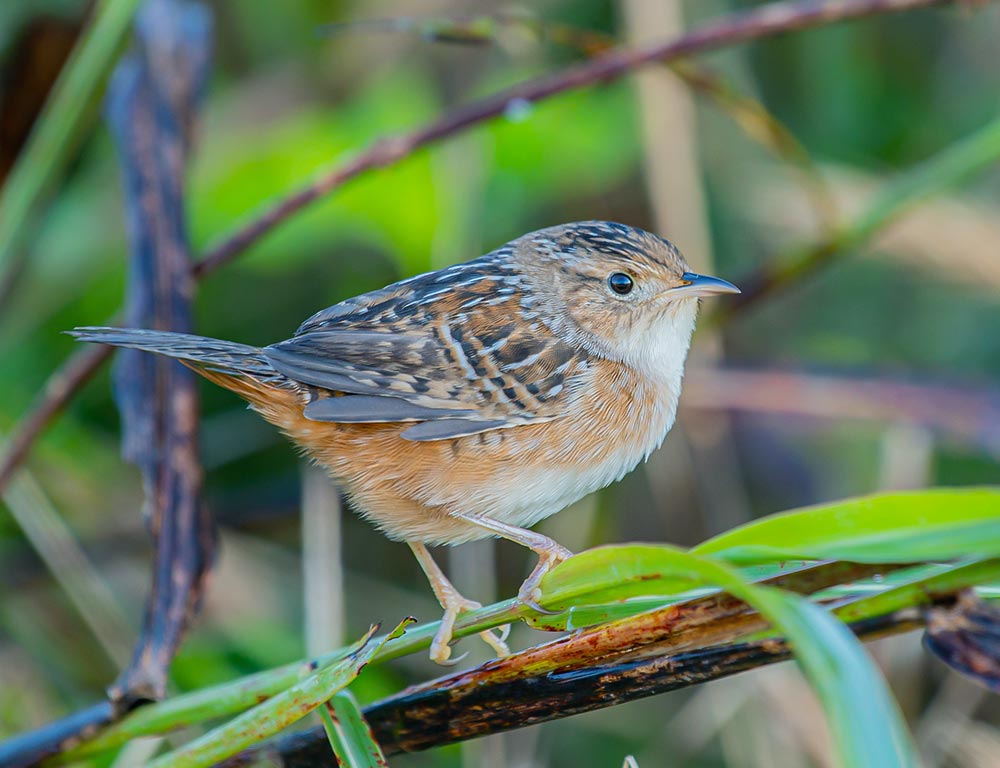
[433,648,469,666]
[515,545,573,616]
[520,591,562,616]
[429,595,511,664]
[496,622,511,643]
[479,625,511,658]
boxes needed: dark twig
[223,609,926,765]
[0,560,887,766]
[0,343,112,494]
[100,0,214,706]
[194,0,954,277]
[924,591,1000,691]
[0,702,114,768]
[0,0,969,500]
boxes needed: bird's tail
[69,326,284,394]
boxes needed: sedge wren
[72,221,739,663]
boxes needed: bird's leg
[408,541,510,664]
[448,513,573,610]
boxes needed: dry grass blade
[716,111,1000,321]
[925,592,1000,692]
[737,163,1000,289]
[1,469,133,666]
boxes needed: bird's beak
[674,272,741,298]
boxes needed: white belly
[443,369,683,542]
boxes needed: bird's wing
[263,254,592,441]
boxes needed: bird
[71,221,739,664]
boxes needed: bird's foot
[431,587,511,665]
[517,542,574,615]
[409,541,511,664]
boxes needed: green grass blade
[838,115,1000,252]
[694,487,1000,564]
[537,544,817,608]
[754,590,918,767]
[538,545,919,767]
[535,559,1000,634]
[830,559,1000,626]
[53,601,522,762]
[524,589,717,631]
[713,113,1000,321]
[148,619,412,768]
[0,0,142,266]
[319,691,389,768]
[539,544,703,606]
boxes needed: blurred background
[2,0,1000,765]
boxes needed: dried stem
[1,560,882,766]
[193,0,953,277]
[226,609,926,765]
[682,367,1000,455]
[0,343,111,494]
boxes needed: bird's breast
[409,358,684,535]
[249,358,684,545]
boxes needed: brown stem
[223,609,926,765]
[681,367,1000,455]
[194,0,953,278]
[0,343,111,494]
[0,560,887,766]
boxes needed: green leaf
[535,558,1000,635]
[538,546,918,767]
[524,590,714,631]
[319,690,389,768]
[753,590,918,767]
[148,619,413,768]
[55,600,523,761]
[694,487,1000,564]
[537,544,813,610]
[535,489,1000,616]
[830,560,1000,627]
[0,0,142,267]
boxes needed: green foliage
[51,488,1000,767]
[546,544,919,766]
[755,591,917,767]
[148,619,412,768]
[0,0,141,267]
[694,486,1000,563]
[319,691,389,768]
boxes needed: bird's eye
[608,272,634,295]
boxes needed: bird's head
[514,221,739,377]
